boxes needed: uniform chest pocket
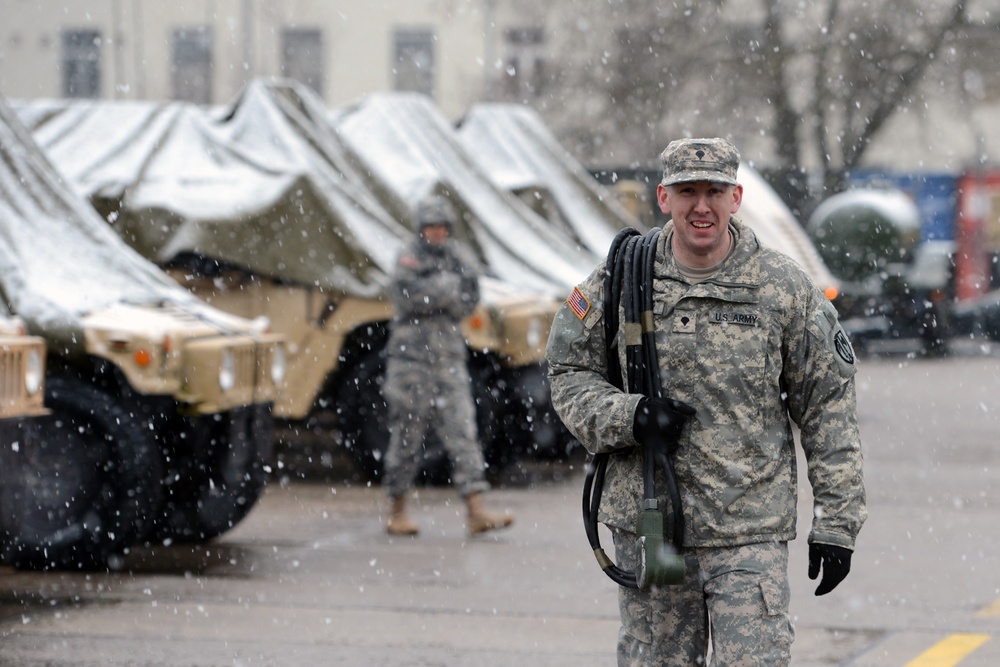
[656,299,776,400]
[700,306,769,377]
[671,302,770,388]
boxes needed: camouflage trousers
[613,529,793,666]
[382,356,490,498]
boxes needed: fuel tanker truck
[807,187,954,355]
[15,80,571,483]
[0,94,286,571]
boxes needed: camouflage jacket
[387,235,480,364]
[546,219,866,549]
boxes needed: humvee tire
[336,348,447,484]
[468,354,509,480]
[0,375,161,570]
[152,403,274,543]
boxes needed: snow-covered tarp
[332,93,600,297]
[15,80,834,310]
[0,93,225,350]
[14,80,407,300]
[17,81,601,300]
[456,103,634,258]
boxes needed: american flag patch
[567,286,591,320]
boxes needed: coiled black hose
[582,226,685,588]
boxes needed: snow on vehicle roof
[332,92,601,297]
[456,103,633,257]
[14,79,834,308]
[807,187,922,234]
[14,80,406,300]
[0,93,211,349]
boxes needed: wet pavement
[3,347,1000,665]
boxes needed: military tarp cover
[457,103,633,258]
[0,93,226,351]
[14,80,407,301]
[332,92,600,297]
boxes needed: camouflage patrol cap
[660,137,740,186]
[416,194,457,228]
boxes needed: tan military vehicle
[16,81,568,483]
[0,95,285,571]
[165,260,555,480]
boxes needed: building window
[393,28,434,97]
[282,28,324,97]
[171,27,213,103]
[503,27,546,99]
[61,29,102,98]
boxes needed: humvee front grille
[233,343,257,389]
[0,339,46,420]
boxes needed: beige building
[0,0,550,118]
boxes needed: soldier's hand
[808,543,853,596]
[632,396,696,452]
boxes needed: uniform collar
[660,216,762,290]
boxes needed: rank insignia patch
[567,286,591,320]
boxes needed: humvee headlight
[270,345,287,385]
[24,348,43,396]
[526,316,543,349]
[219,349,236,392]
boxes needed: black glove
[808,543,853,596]
[632,396,697,452]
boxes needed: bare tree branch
[508,0,985,206]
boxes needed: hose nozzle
[635,509,685,591]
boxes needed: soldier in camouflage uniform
[546,138,866,666]
[382,194,514,537]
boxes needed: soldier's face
[658,180,742,267]
[421,223,450,245]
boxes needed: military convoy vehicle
[807,187,953,354]
[0,95,285,571]
[15,80,570,482]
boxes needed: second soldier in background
[382,194,514,537]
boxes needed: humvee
[0,94,286,571]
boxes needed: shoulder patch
[833,329,856,365]
[811,300,857,377]
[567,286,591,320]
